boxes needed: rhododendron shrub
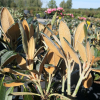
[45,7,65,18]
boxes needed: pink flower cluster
[45,7,64,14]
[78,17,86,20]
[67,14,74,18]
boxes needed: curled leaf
[16,55,27,70]
[82,73,93,88]
[41,32,64,58]
[18,19,28,54]
[43,24,52,37]
[44,50,60,74]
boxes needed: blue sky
[42,0,100,9]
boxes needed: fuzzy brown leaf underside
[1,7,14,33]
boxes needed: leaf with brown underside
[77,42,87,62]
[45,50,60,74]
[30,24,34,40]
[43,24,52,37]
[64,38,81,67]
[42,33,64,58]
[28,36,35,60]
[82,73,93,88]
[28,36,35,70]
[59,21,71,47]
[59,21,71,54]
[74,21,85,51]
[3,68,29,77]
[22,20,30,42]
[6,23,20,42]
[1,7,14,33]
[86,42,92,63]
[91,68,100,72]
[39,23,45,31]
[16,55,27,70]
[3,82,24,87]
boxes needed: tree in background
[66,0,72,9]
[33,0,42,7]
[7,0,13,7]
[18,0,24,8]
[10,2,17,8]
[60,0,66,9]
[47,0,57,8]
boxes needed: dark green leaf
[27,17,33,24]
[84,24,87,43]
[5,87,14,100]
[1,51,17,67]
[23,86,34,100]
[0,76,6,100]
[0,49,7,56]
[51,12,57,26]
[15,44,23,52]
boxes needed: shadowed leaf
[39,51,48,74]
[45,50,60,74]
[1,7,14,33]
[82,73,93,88]
[22,19,30,42]
[30,24,34,39]
[6,23,20,43]
[34,46,45,58]
[16,55,27,70]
